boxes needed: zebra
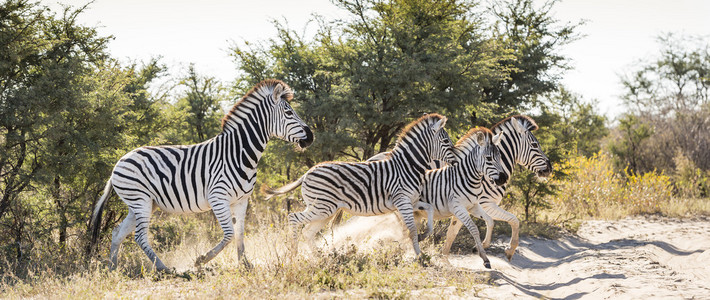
[367,127,507,269]
[266,114,459,260]
[430,116,552,261]
[89,79,314,271]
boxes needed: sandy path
[332,215,710,299]
[454,216,710,299]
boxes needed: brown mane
[491,114,538,131]
[395,113,446,143]
[455,127,493,147]
[221,79,293,129]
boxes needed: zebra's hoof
[505,248,515,261]
[484,261,491,269]
[482,241,491,249]
[241,258,253,270]
[417,253,432,267]
[195,255,206,267]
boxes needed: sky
[44,0,710,119]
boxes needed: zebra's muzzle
[536,161,553,177]
[494,172,508,186]
[298,126,314,148]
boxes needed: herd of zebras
[89,79,552,272]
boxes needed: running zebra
[438,116,552,261]
[369,127,508,269]
[266,114,458,259]
[89,79,314,271]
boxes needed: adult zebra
[266,114,462,259]
[89,79,314,271]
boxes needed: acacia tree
[233,0,511,171]
[485,0,581,114]
[0,0,111,222]
[0,0,167,259]
[167,64,226,144]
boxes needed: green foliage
[165,64,227,144]
[486,0,581,113]
[609,114,654,173]
[0,1,172,268]
[0,0,121,258]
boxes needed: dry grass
[0,216,490,299]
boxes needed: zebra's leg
[451,202,491,269]
[482,202,519,261]
[415,201,434,241]
[393,197,422,257]
[109,209,136,270]
[288,204,336,258]
[441,217,463,256]
[133,203,169,271]
[301,215,333,254]
[195,199,234,267]
[230,198,250,268]
[469,202,495,249]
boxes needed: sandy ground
[331,215,710,299]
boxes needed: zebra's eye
[485,156,493,162]
[285,109,294,116]
[531,142,539,148]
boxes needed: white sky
[44,0,710,119]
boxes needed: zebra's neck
[444,146,484,188]
[493,124,519,177]
[389,138,431,177]
[219,101,270,171]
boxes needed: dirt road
[451,216,710,299]
[333,215,710,299]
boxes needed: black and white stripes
[415,127,506,268]
[435,116,552,261]
[90,79,313,271]
[266,114,458,258]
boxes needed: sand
[330,215,710,299]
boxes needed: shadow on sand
[505,235,705,270]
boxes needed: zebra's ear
[474,132,488,147]
[511,117,526,133]
[272,83,291,104]
[492,132,502,146]
[431,117,447,133]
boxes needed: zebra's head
[429,116,459,166]
[468,129,507,186]
[510,117,552,178]
[268,82,314,149]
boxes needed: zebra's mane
[394,113,446,145]
[491,114,538,132]
[455,127,493,153]
[220,79,294,130]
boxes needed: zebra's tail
[88,178,113,254]
[265,174,306,200]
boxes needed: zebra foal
[267,114,458,259]
[89,79,313,271]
